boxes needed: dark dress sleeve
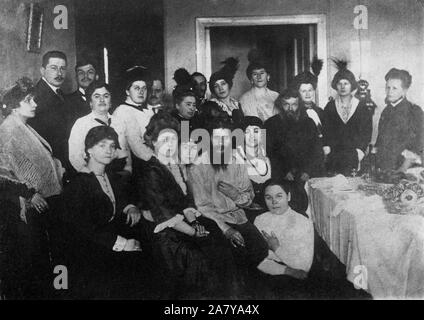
[265,116,291,179]
[0,177,34,206]
[322,101,335,148]
[409,104,424,156]
[63,177,118,250]
[303,119,325,177]
[355,104,373,152]
[142,163,186,225]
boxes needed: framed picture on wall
[25,3,44,53]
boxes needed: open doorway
[196,15,328,106]
[210,24,317,98]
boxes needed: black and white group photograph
[0,0,423,304]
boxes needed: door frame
[196,14,328,106]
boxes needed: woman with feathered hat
[209,57,244,127]
[169,68,203,134]
[323,59,373,175]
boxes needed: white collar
[42,77,60,94]
[78,87,86,95]
[335,95,360,123]
[389,97,405,108]
[89,111,112,120]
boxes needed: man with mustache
[26,51,74,276]
[264,89,325,213]
[28,50,74,179]
[66,58,99,124]
[148,78,169,114]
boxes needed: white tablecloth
[308,178,424,299]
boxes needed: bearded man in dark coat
[265,89,325,212]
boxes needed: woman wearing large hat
[322,59,373,175]
[209,57,244,128]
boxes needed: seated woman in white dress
[255,180,313,278]
[253,179,370,299]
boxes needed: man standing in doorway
[240,51,279,123]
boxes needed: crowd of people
[0,48,422,300]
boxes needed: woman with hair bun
[170,68,201,134]
[239,49,279,123]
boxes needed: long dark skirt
[1,205,53,300]
[64,217,160,300]
[152,218,239,300]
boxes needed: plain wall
[164,0,424,142]
[0,0,77,96]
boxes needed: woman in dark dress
[291,57,326,147]
[375,68,424,172]
[323,60,373,176]
[139,112,237,299]
[63,126,156,299]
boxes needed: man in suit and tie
[27,51,74,277]
[28,50,73,178]
[66,58,99,125]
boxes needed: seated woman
[234,116,271,219]
[253,179,370,299]
[0,77,63,299]
[209,57,244,127]
[139,112,236,299]
[63,126,155,299]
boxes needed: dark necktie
[124,102,148,111]
[56,89,65,102]
[95,118,112,126]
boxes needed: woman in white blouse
[254,179,370,299]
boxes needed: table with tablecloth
[308,177,424,299]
